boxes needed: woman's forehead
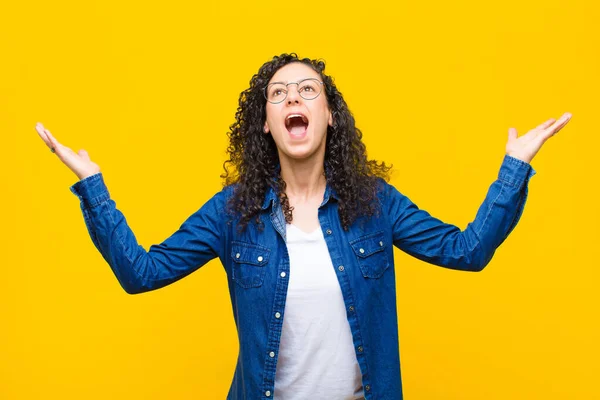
[269,62,320,84]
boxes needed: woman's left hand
[505,112,572,164]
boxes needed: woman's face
[263,62,333,163]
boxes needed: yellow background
[1,0,598,398]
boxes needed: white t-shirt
[273,223,364,400]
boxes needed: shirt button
[359,248,365,254]
[265,390,271,397]
[275,312,281,319]
[357,346,363,353]
[348,306,355,312]
[257,256,263,262]
[269,351,275,358]
[235,253,240,259]
[365,384,371,391]
[280,272,286,278]
[379,241,383,247]
[326,229,332,235]
[338,265,345,272]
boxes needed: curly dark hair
[221,53,392,232]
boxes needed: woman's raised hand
[35,122,101,181]
[505,112,572,164]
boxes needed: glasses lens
[264,79,323,103]
[266,83,287,103]
[298,79,322,100]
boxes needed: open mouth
[285,114,309,137]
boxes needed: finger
[546,113,572,132]
[35,123,52,148]
[540,113,572,141]
[535,118,556,131]
[43,128,73,158]
[508,127,518,141]
[44,128,60,151]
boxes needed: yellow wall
[1,0,597,398]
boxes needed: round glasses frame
[263,78,324,104]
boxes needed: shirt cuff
[498,154,536,189]
[69,172,110,209]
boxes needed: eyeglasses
[264,78,324,104]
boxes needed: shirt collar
[260,182,339,211]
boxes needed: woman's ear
[263,122,270,134]
[328,111,334,127]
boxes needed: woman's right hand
[35,122,101,181]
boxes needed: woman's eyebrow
[268,78,312,85]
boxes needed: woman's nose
[286,85,302,104]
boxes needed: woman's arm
[388,154,534,271]
[70,173,226,294]
[388,113,572,271]
[36,122,226,294]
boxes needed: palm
[35,122,101,180]
[506,113,572,164]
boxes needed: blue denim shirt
[69,154,535,400]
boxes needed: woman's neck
[279,154,326,203]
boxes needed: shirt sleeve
[387,154,536,272]
[69,173,227,293]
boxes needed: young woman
[36,53,571,400]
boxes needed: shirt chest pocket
[231,241,270,288]
[350,231,390,279]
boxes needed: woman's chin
[275,127,327,161]
[280,143,319,161]
[285,149,312,160]
[282,131,312,154]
